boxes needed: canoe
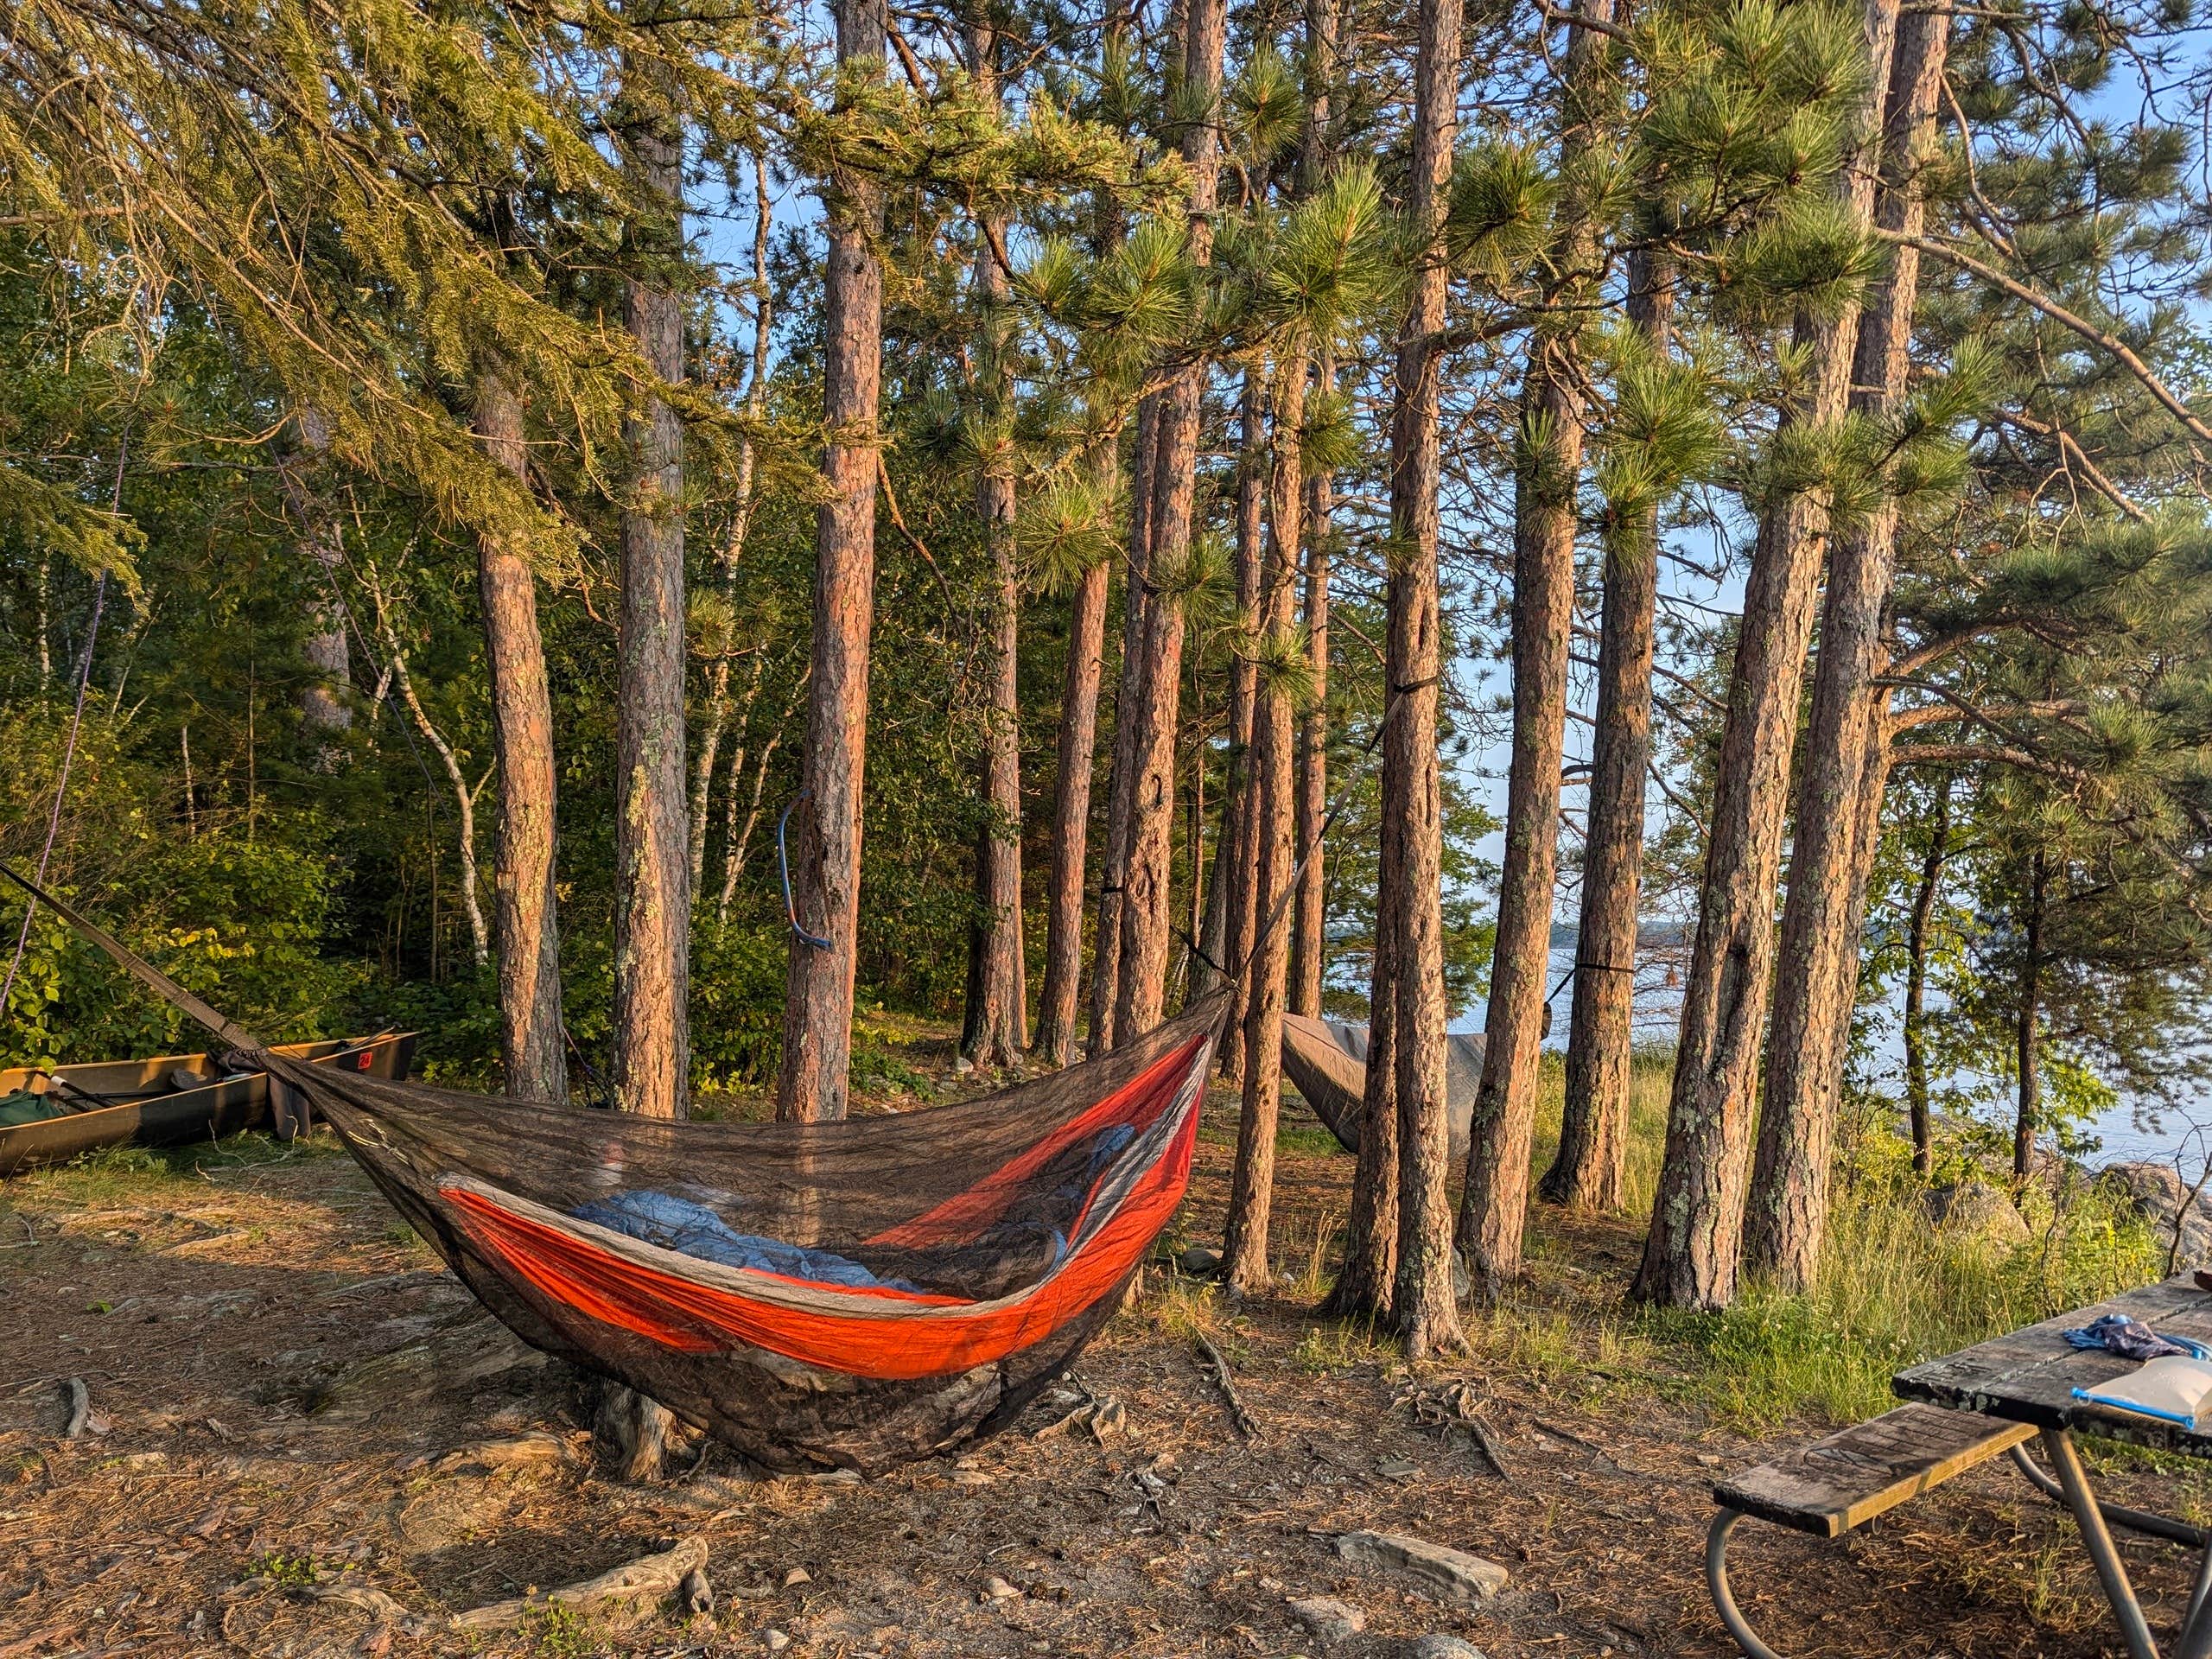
[1279,1012,1484,1161]
[0,1032,417,1177]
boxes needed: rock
[1179,1245,1221,1277]
[1409,1637,1487,1659]
[2101,1162,2212,1268]
[764,1630,791,1653]
[783,1567,812,1588]
[1287,1595,1367,1645]
[1335,1531,1509,1606]
[1920,1180,2031,1248]
[981,1575,1022,1602]
[678,1567,714,1616]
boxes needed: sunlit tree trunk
[1089,395,1160,1057]
[1633,0,1901,1313]
[1745,7,1950,1289]
[1224,352,1306,1293]
[1110,0,1226,1048]
[778,0,887,1122]
[961,12,1027,1067]
[1294,350,1336,1020]
[471,364,568,1103]
[2012,851,2045,1184]
[1459,0,1614,1297]
[1387,0,1465,1361]
[1211,368,1268,1072]
[1543,256,1669,1213]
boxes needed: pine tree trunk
[1090,395,1160,1056]
[1745,7,1950,1291]
[2013,851,2045,1184]
[278,410,353,767]
[1387,0,1465,1362]
[961,19,1026,1068]
[1224,354,1306,1294]
[1294,375,1335,1019]
[1322,826,1400,1322]
[1459,3,1614,1294]
[472,365,568,1103]
[1632,0,1902,1313]
[778,0,887,1122]
[1036,516,1110,1066]
[1548,266,1663,1211]
[1213,369,1268,1074]
[1109,0,1225,1048]
[1544,260,1668,1212]
[1902,776,1950,1177]
[612,65,691,1126]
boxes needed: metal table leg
[2044,1427,2164,1659]
[1706,1509,1787,1659]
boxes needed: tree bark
[1387,0,1466,1362]
[778,0,887,1122]
[1035,488,1111,1066]
[1902,777,1950,1177]
[961,13,1027,1068]
[1089,396,1161,1057]
[1632,0,1901,1313]
[472,365,568,1103]
[277,410,352,769]
[1544,257,1669,1213]
[612,56,692,1127]
[1224,352,1306,1294]
[1294,351,1335,1019]
[1459,1,1613,1296]
[2012,850,2044,1184]
[1211,368,1268,1074]
[1110,0,1227,1048]
[1745,6,1950,1291]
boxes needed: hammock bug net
[4,864,1225,1474]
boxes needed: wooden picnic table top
[1894,1272,2212,1456]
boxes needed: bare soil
[0,1047,2200,1659]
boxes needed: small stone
[982,1575,1022,1602]
[1696,1452,1722,1467]
[1335,1531,1509,1606]
[1376,1459,1421,1482]
[763,1630,791,1653]
[783,1567,811,1588]
[1287,1595,1367,1646]
[678,1566,715,1615]
[1410,1637,1487,1659]
[805,1467,861,1486]
[1179,1245,1221,1277]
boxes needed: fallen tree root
[1192,1333,1257,1438]
[448,1535,709,1631]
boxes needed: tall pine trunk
[1902,777,1950,1177]
[1089,395,1160,1055]
[1035,472,1112,1066]
[779,0,887,1122]
[962,16,1027,1067]
[1293,355,1334,1020]
[472,364,568,1103]
[1212,369,1268,1072]
[1110,0,1226,1047]
[1544,258,1668,1212]
[1387,0,1466,1361]
[1224,353,1306,1293]
[1744,7,1950,1288]
[1459,3,1613,1294]
[612,60,691,1126]
[1632,0,1901,1313]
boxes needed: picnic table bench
[1708,1274,2212,1659]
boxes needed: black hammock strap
[0,862,262,1052]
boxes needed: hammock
[1279,1011,1484,1162]
[4,867,1223,1473]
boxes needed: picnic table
[1894,1273,2212,1659]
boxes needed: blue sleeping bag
[573,1190,918,1292]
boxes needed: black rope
[778,791,833,950]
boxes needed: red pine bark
[778,0,887,1122]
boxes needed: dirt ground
[2,1047,2205,1659]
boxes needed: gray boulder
[1920,1180,2031,1248]
[2101,1161,2212,1268]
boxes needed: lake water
[1431,934,2196,1170]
